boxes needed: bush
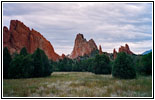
[7,48,52,79]
[112,52,136,79]
[3,47,12,79]
[8,54,34,78]
[40,50,52,76]
[94,54,111,74]
[9,55,24,78]
[21,55,34,78]
[85,58,95,72]
[56,58,73,72]
[32,48,52,77]
[137,52,152,75]
[20,47,28,56]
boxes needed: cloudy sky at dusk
[3,2,152,55]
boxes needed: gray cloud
[3,2,152,55]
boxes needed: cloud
[3,2,152,55]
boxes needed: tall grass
[3,72,152,97]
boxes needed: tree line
[3,47,152,79]
[3,47,52,79]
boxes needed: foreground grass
[3,72,152,97]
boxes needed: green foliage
[20,47,28,56]
[40,50,52,76]
[4,48,52,79]
[112,52,136,79]
[53,57,95,72]
[81,58,95,72]
[137,52,152,75]
[8,55,34,78]
[32,48,52,77]
[32,48,44,77]
[56,58,73,71]
[9,55,24,78]
[22,55,34,78]
[93,54,111,74]
[3,47,12,79]
[90,50,99,57]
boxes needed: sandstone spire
[99,45,103,55]
[113,48,117,59]
[113,44,134,59]
[70,33,98,59]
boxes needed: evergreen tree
[21,55,34,78]
[20,47,28,56]
[32,48,44,77]
[3,47,12,79]
[40,50,51,76]
[9,55,24,78]
[137,52,152,75]
[94,54,111,74]
[112,52,136,79]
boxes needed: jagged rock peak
[99,45,103,55]
[3,20,60,61]
[113,48,117,59]
[61,53,66,59]
[10,20,30,32]
[113,44,134,59]
[118,44,133,55]
[70,33,98,59]
[76,33,84,39]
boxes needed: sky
[3,2,152,55]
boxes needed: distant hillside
[142,49,152,55]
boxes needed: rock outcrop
[119,44,133,55]
[113,48,117,59]
[113,44,134,59]
[3,20,60,61]
[70,33,98,59]
[99,45,103,55]
[61,54,66,59]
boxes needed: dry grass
[3,72,152,97]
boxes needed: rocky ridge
[3,20,60,61]
[113,44,134,59]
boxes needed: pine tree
[112,52,136,79]
[94,54,111,74]
[40,50,51,76]
[3,47,12,79]
[32,48,44,77]
[20,47,28,56]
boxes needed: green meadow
[3,72,152,97]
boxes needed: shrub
[21,55,34,78]
[5,47,52,79]
[137,52,152,75]
[40,50,52,76]
[112,52,136,79]
[32,48,45,77]
[8,55,34,78]
[32,48,52,77]
[9,55,24,78]
[94,54,111,74]
[85,58,95,72]
[20,47,28,56]
[3,47,12,79]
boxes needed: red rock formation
[99,45,103,55]
[119,44,133,55]
[70,33,98,59]
[61,54,66,59]
[113,48,117,59]
[3,20,60,61]
[113,44,133,59]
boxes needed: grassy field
[3,72,152,97]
